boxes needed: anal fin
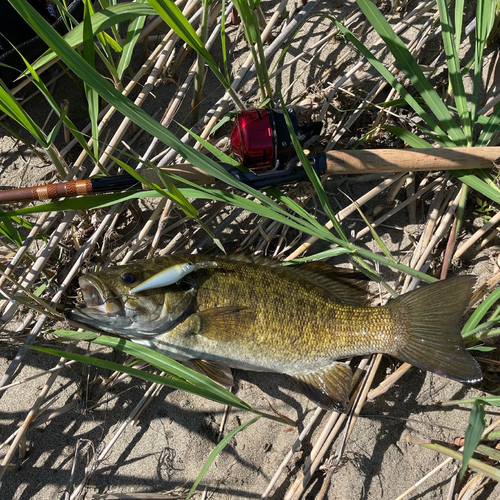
[190,359,234,388]
[290,363,352,412]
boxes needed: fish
[65,255,482,412]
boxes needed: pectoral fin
[196,306,256,341]
[290,363,352,412]
[191,359,234,388]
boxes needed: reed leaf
[117,0,147,80]
[354,0,468,146]
[28,3,157,73]
[436,0,472,143]
[331,15,455,146]
[463,285,500,334]
[460,401,486,479]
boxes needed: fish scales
[66,254,482,411]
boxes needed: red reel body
[230,108,322,171]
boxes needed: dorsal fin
[292,262,369,306]
[227,254,369,306]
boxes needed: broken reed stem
[352,176,445,242]
[315,355,383,499]
[0,356,67,481]
[406,436,500,481]
[454,210,500,260]
[260,407,323,499]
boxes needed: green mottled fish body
[66,255,482,411]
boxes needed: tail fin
[388,276,482,384]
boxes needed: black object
[0,0,84,87]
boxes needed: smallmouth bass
[65,255,482,411]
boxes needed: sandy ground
[1,0,500,499]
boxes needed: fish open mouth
[79,276,124,315]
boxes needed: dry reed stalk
[0,359,78,392]
[468,270,500,308]
[477,227,499,250]
[120,198,168,264]
[352,176,445,242]
[148,200,174,258]
[406,186,463,290]
[284,358,373,500]
[454,210,500,260]
[0,211,54,291]
[285,174,405,260]
[260,407,323,499]
[0,211,76,325]
[402,175,448,292]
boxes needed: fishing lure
[128,261,218,294]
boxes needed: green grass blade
[454,170,500,205]
[83,0,100,162]
[110,155,199,218]
[278,93,348,242]
[331,16,455,146]
[455,0,465,52]
[443,396,500,407]
[27,3,157,74]
[0,82,47,147]
[282,248,354,264]
[186,416,261,499]
[382,125,434,148]
[473,0,496,123]
[177,123,241,166]
[477,102,500,146]
[354,0,468,146]
[460,401,486,479]
[220,0,231,83]
[0,209,23,246]
[462,286,500,334]
[53,330,251,409]
[117,0,147,80]
[436,0,472,143]
[31,344,252,409]
[14,48,99,164]
[351,200,397,263]
[462,318,500,338]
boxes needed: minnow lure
[129,261,218,294]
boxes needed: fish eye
[120,273,137,284]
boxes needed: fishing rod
[0,146,498,204]
[0,107,498,204]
